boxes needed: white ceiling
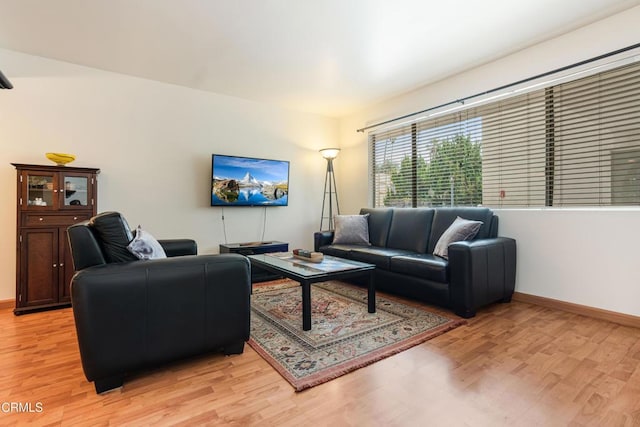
[0,0,638,117]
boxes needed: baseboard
[0,299,14,310]
[513,292,640,329]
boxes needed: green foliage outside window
[383,135,482,206]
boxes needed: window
[371,115,483,207]
[369,60,640,208]
[611,149,640,205]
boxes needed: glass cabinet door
[61,174,89,207]
[26,173,56,208]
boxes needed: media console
[219,240,289,282]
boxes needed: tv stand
[238,241,274,247]
[220,241,289,282]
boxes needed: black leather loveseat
[314,207,516,318]
[67,212,251,393]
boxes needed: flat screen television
[211,154,290,206]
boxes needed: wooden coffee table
[248,253,376,331]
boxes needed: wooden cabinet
[12,163,100,314]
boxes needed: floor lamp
[320,148,340,230]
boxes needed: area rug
[248,280,465,391]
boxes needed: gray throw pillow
[433,216,483,259]
[332,214,371,245]
[127,225,167,260]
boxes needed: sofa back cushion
[89,211,138,263]
[427,207,495,253]
[386,208,434,253]
[67,221,107,271]
[360,208,393,247]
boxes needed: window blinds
[369,60,640,208]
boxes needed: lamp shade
[320,148,340,159]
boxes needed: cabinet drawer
[24,213,90,226]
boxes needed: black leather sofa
[67,212,251,393]
[314,207,516,318]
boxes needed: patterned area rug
[248,280,465,391]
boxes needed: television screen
[211,154,290,206]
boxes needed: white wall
[498,208,640,316]
[0,48,338,301]
[338,6,640,316]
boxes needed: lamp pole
[320,148,340,230]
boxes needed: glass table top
[247,253,374,279]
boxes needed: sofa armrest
[70,253,250,385]
[158,239,197,257]
[447,237,517,318]
[314,231,335,251]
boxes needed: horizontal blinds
[371,125,414,207]
[370,111,484,207]
[549,64,640,206]
[369,60,640,208]
[480,90,547,207]
[415,112,483,207]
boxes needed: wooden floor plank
[0,297,639,426]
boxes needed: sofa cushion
[319,244,361,259]
[67,221,107,270]
[389,254,449,283]
[433,216,483,259]
[332,214,371,245]
[360,208,393,247]
[386,208,434,253]
[350,247,416,270]
[427,207,494,253]
[89,211,138,263]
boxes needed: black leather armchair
[67,212,251,394]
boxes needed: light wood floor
[1,295,639,427]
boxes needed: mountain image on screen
[211,155,289,206]
[240,172,261,187]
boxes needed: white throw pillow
[127,225,167,260]
[332,214,371,245]
[433,216,483,259]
